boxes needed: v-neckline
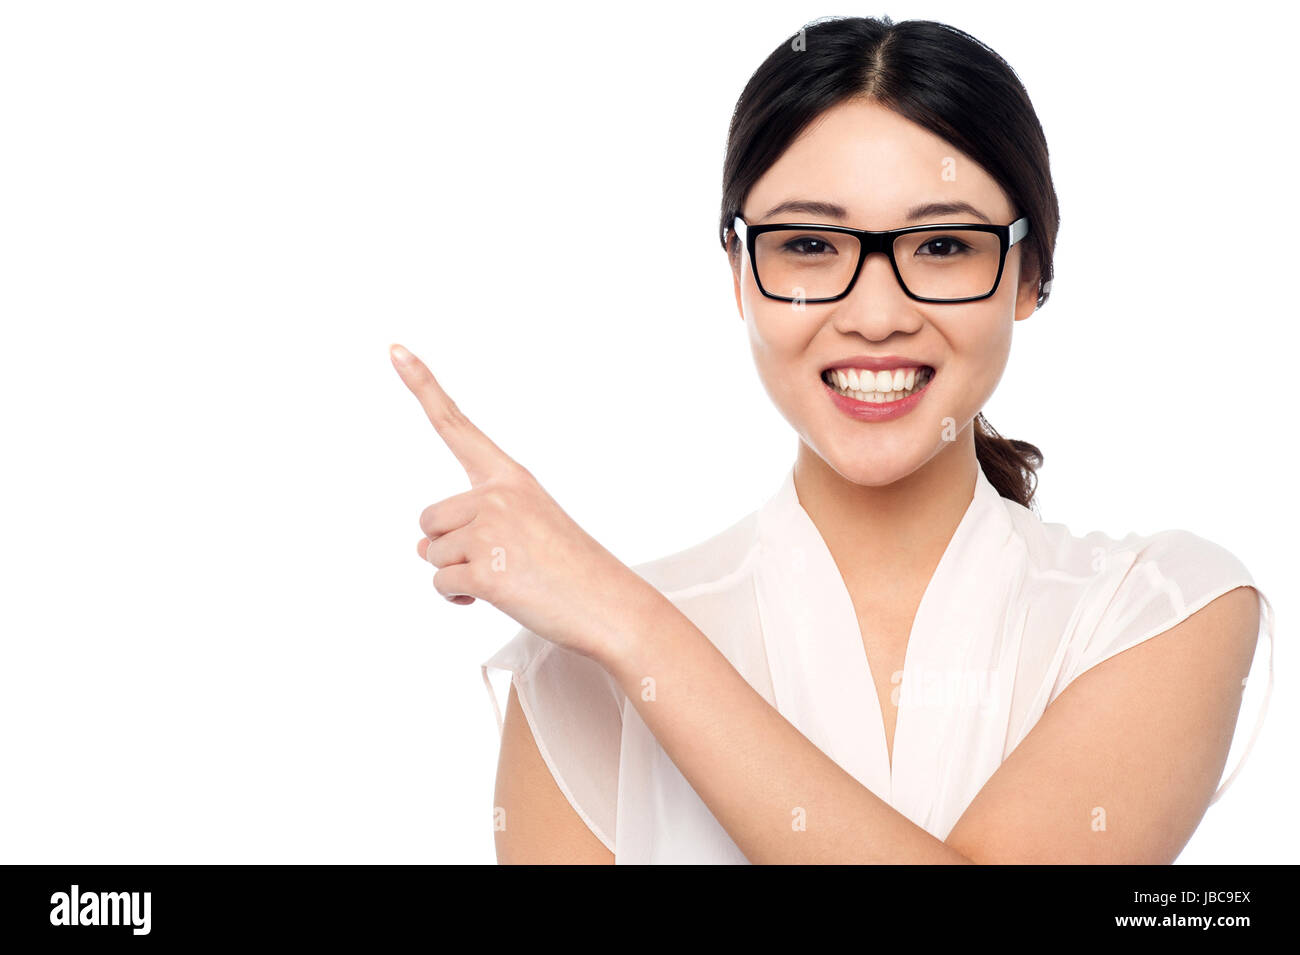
[752,462,1010,806]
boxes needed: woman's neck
[792,429,980,595]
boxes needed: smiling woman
[445,14,1278,864]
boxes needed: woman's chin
[832,460,924,488]
[805,440,932,488]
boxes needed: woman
[392,15,1273,864]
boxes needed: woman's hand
[390,342,662,663]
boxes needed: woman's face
[731,97,1039,487]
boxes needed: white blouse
[481,463,1275,864]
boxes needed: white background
[0,0,1293,864]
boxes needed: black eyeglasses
[731,215,1031,304]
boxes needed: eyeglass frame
[730,214,1031,304]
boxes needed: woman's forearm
[597,583,973,865]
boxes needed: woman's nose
[829,253,924,338]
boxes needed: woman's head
[720,16,1057,507]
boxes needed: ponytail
[973,413,1042,510]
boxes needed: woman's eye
[917,236,970,256]
[783,236,837,256]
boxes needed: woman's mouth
[819,364,936,423]
[820,365,935,403]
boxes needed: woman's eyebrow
[758,198,992,224]
[759,199,849,220]
[905,200,991,224]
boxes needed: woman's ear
[728,244,745,322]
[1013,258,1042,322]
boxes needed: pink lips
[822,366,935,422]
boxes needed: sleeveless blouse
[480,463,1276,863]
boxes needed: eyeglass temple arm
[1009,217,1030,246]
[729,216,747,245]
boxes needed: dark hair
[719,15,1056,510]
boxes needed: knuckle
[418,502,441,536]
[434,565,468,596]
[431,400,468,433]
[475,566,503,603]
[481,474,526,508]
[506,466,540,496]
[431,568,453,596]
[509,460,537,484]
[480,486,510,513]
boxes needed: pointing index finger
[390,342,514,484]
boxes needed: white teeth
[822,366,933,402]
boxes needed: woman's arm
[595,582,1260,864]
[492,683,615,864]
[944,585,1260,864]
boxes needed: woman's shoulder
[997,495,1266,689]
[998,496,1255,596]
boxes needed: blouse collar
[752,460,1023,828]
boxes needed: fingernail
[390,343,413,364]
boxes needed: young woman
[392,15,1273,864]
